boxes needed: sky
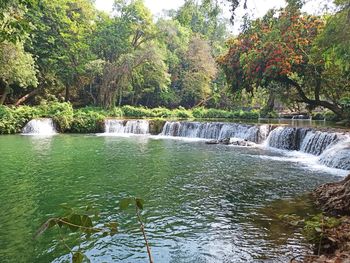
[94,0,333,34]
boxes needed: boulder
[229,138,256,147]
[205,140,219,145]
[313,174,350,216]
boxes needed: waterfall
[22,118,57,135]
[265,126,350,170]
[104,119,149,134]
[299,131,341,155]
[160,121,270,143]
[319,137,350,170]
[266,127,311,150]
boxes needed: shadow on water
[250,194,320,247]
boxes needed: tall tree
[0,41,38,104]
[218,3,350,119]
[25,0,96,102]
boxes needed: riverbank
[1,102,347,135]
[291,175,350,263]
[0,102,260,134]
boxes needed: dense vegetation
[0,102,262,134]
[0,0,349,120]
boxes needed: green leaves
[35,198,148,263]
[119,197,145,210]
[135,198,144,210]
[72,252,84,263]
[119,198,135,210]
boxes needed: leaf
[68,214,82,232]
[135,198,144,210]
[314,227,322,233]
[119,198,134,210]
[72,251,84,263]
[81,215,93,228]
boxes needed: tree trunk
[118,88,122,107]
[284,77,346,119]
[65,85,70,102]
[15,89,39,106]
[266,91,275,112]
[0,83,10,105]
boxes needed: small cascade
[319,137,350,170]
[104,119,149,134]
[299,131,341,155]
[266,127,311,150]
[22,118,57,135]
[266,126,350,170]
[160,121,270,143]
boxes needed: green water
[0,135,341,263]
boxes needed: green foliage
[41,102,74,131]
[121,105,152,118]
[70,110,105,133]
[303,213,341,245]
[172,108,194,118]
[35,204,118,263]
[0,103,262,134]
[0,105,40,134]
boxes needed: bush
[70,110,105,133]
[108,107,123,117]
[172,107,193,118]
[0,105,41,134]
[0,104,261,134]
[39,102,74,131]
[303,214,341,250]
[149,107,172,118]
[122,105,151,117]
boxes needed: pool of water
[0,135,342,262]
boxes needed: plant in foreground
[35,197,152,263]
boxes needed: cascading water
[319,137,350,170]
[104,119,149,134]
[160,121,271,143]
[265,126,350,170]
[22,118,57,135]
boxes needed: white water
[264,126,350,172]
[161,121,270,143]
[160,121,350,173]
[22,118,56,135]
[103,119,149,135]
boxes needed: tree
[218,3,350,119]
[0,41,37,104]
[0,0,34,43]
[317,0,350,71]
[25,0,96,102]
[94,0,170,108]
[181,35,218,107]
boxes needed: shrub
[172,107,193,118]
[108,107,123,117]
[122,105,151,117]
[39,102,74,131]
[70,110,105,133]
[150,107,172,118]
[0,105,42,134]
[192,107,208,118]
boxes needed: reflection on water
[0,135,342,263]
[27,135,54,154]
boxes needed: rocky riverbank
[293,175,350,263]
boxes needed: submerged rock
[229,138,256,147]
[313,174,350,216]
[220,137,231,145]
[205,140,219,145]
